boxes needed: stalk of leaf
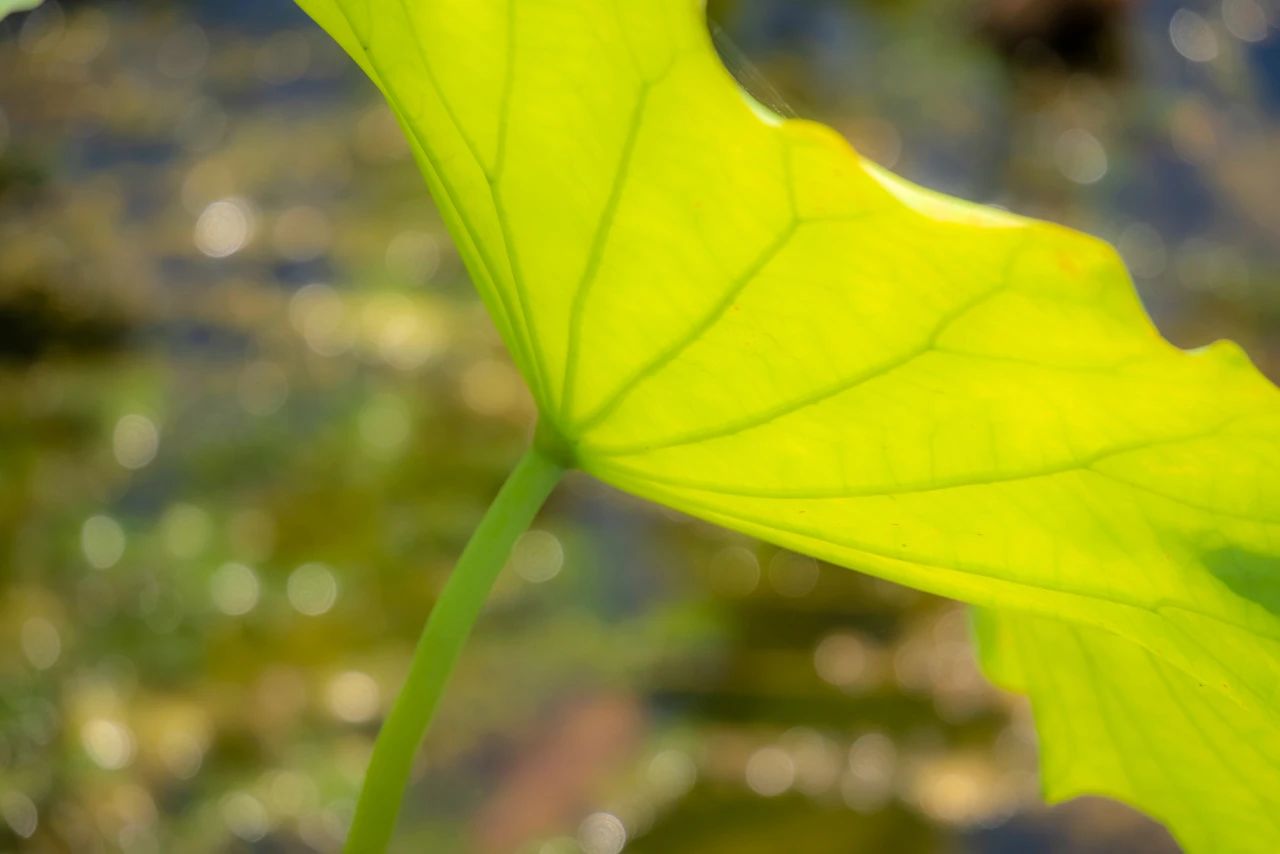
[347,449,563,852]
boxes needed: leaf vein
[559,80,658,421]
[591,417,1251,501]
[585,277,1012,456]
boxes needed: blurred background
[1,0,1276,851]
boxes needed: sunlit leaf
[296,1,1280,849]
[976,609,1280,852]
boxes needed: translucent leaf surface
[296,1,1280,848]
[976,609,1280,852]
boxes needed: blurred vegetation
[0,0,1274,851]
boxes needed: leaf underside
[976,608,1280,852]
[296,1,1280,849]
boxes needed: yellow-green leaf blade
[296,1,1280,849]
[976,609,1280,853]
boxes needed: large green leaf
[296,1,1280,849]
